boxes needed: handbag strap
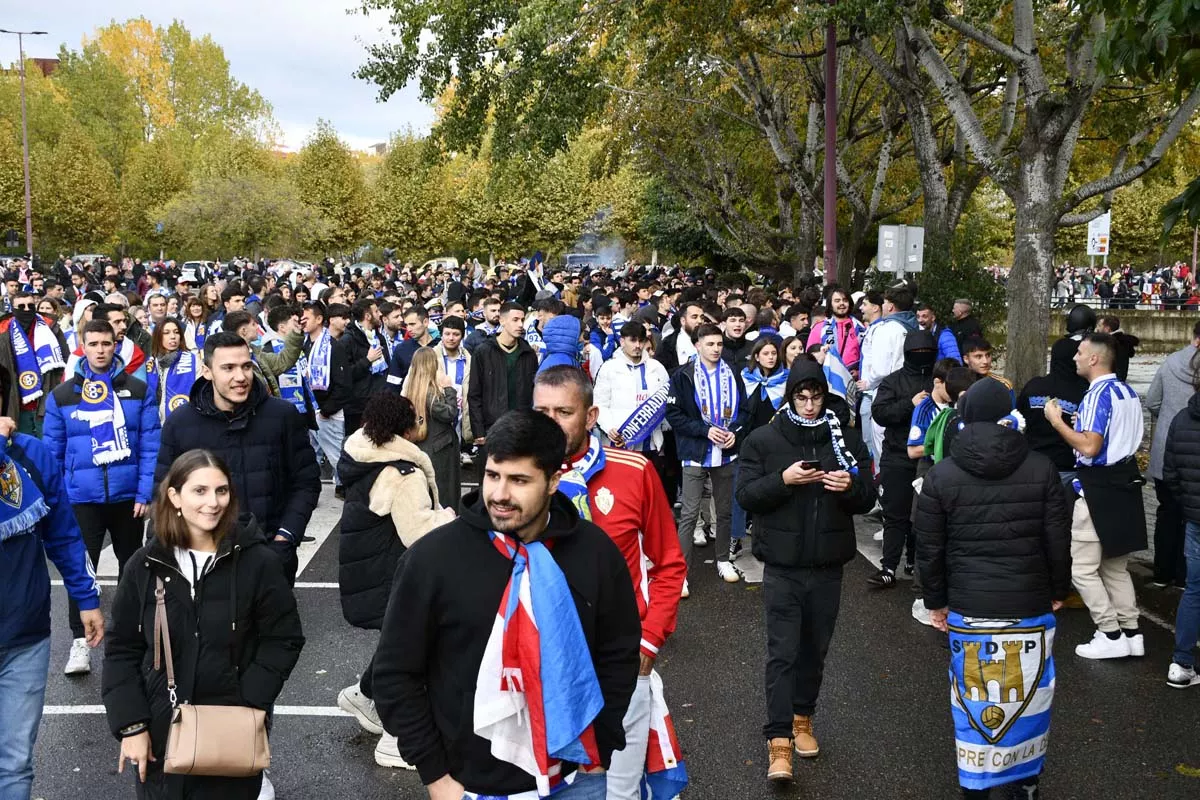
[153,577,178,708]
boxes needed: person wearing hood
[868,328,936,587]
[1146,320,1200,590]
[857,284,919,467]
[736,360,875,782]
[154,332,321,586]
[44,318,160,677]
[538,313,583,373]
[102,449,304,800]
[1017,337,1090,481]
[0,292,70,436]
[369,409,641,800]
[915,378,1070,800]
[334,392,456,769]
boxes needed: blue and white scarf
[360,324,387,375]
[783,408,859,475]
[741,367,788,410]
[0,436,51,541]
[819,316,865,360]
[558,435,606,520]
[158,351,198,422]
[187,320,207,351]
[11,317,65,404]
[948,612,1055,791]
[76,365,130,466]
[693,357,738,430]
[617,386,669,450]
[273,338,316,416]
[308,328,333,392]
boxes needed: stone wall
[990,308,1198,352]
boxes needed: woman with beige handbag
[102,449,305,799]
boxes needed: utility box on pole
[877,225,925,278]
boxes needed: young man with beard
[433,315,473,448]
[464,296,502,354]
[467,303,538,451]
[657,301,705,375]
[345,297,391,399]
[736,361,875,783]
[155,332,320,585]
[806,288,866,377]
[371,410,641,800]
[534,367,688,800]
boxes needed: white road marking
[43,705,354,717]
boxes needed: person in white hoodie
[594,321,670,458]
[1146,319,1200,588]
[857,285,919,467]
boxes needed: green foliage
[914,213,1006,329]
[157,173,330,260]
[1090,0,1200,98]
[54,43,145,176]
[32,125,119,252]
[637,179,717,263]
[119,134,191,252]
[0,121,23,237]
[291,120,369,253]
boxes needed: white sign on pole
[1087,212,1111,256]
[876,225,924,274]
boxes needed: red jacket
[576,446,686,659]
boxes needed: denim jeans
[1173,521,1200,668]
[607,675,652,800]
[315,413,346,487]
[0,636,51,800]
[462,771,606,799]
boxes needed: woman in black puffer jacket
[102,450,304,800]
[1163,389,1200,684]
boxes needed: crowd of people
[0,251,1196,800]
[1050,260,1197,309]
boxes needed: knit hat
[72,298,96,328]
[958,377,1014,424]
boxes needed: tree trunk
[1004,179,1058,389]
[792,203,820,286]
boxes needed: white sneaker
[374,733,416,770]
[692,527,708,546]
[717,561,741,583]
[911,599,933,627]
[64,637,91,676]
[680,580,689,599]
[338,684,384,735]
[257,773,276,800]
[1125,633,1145,657]
[1075,630,1131,660]
[1167,662,1200,689]
[872,529,884,542]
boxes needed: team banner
[948,612,1055,792]
[616,387,669,448]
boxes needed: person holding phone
[735,361,876,784]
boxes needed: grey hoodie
[1147,344,1197,479]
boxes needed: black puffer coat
[101,518,305,799]
[736,363,877,568]
[155,378,320,542]
[914,423,1072,618]
[1164,391,1200,523]
[871,330,936,464]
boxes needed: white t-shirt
[174,547,217,597]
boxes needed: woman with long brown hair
[102,449,303,799]
[150,319,200,422]
[182,296,208,351]
[401,347,461,505]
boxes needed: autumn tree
[32,125,119,252]
[54,42,145,177]
[119,133,192,252]
[291,120,369,253]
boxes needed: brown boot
[767,737,793,781]
[792,715,819,757]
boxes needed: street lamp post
[0,29,48,260]
[822,7,837,286]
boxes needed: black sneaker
[301,534,316,543]
[728,538,744,562]
[334,486,345,500]
[903,562,915,577]
[867,568,896,588]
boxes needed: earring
[176,510,182,517]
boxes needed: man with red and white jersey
[534,366,688,800]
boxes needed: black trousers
[879,458,917,572]
[762,564,843,739]
[360,652,376,700]
[1154,479,1187,585]
[69,501,145,638]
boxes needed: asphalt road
[32,485,1200,799]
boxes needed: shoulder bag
[154,576,271,777]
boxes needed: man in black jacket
[466,302,538,450]
[371,410,640,800]
[737,361,875,783]
[869,329,936,587]
[301,301,352,496]
[154,332,321,584]
[343,297,390,402]
[656,300,705,375]
[915,378,1070,800]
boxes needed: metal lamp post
[0,28,48,259]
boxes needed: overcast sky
[2,1,436,150]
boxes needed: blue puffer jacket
[44,357,161,505]
[538,315,582,373]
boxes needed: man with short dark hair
[722,307,751,368]
[464,297,502,354]
[73,304,149,383]
[0,291,69,436]
[434,315,472,447]
[387,305,435,390]
[961,338,1014,402]
[467,303,538,449]
[371,409,641,800]
[207,284,247,335]
[344,297,390,405]
[45,319,159,675]
[657,301,705,375]
[225,309,305,399]
[915,304,962,363]
[154,332,320,584]
[666,323,748,586]
[1045,333,1146,659]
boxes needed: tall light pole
[822,8,837,285]
[0,29,48,260]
